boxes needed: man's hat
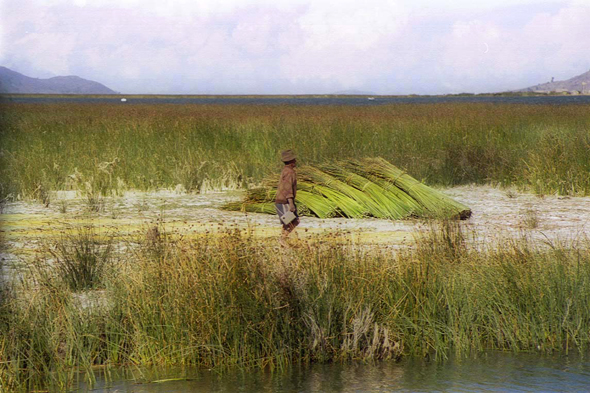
[281,149,296,162]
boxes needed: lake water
[81,352,590,392]
[3,94,590,106]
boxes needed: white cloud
[426,1,590,93]
[1,0,588,94]
[278,0,409,90]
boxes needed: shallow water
[1,185,589,273]
[80,352,590,392]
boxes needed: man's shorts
[275,203,299,225]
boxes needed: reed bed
[2,225,590,391]
[1,102,589,202]
[222,158,471,220]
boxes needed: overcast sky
[1,0,589,94]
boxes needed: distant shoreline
[1,91,589,99]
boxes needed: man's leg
[280,218,300,246]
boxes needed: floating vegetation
[223,157,472,220]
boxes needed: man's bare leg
[280,218,300,247]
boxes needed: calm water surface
[4,95,590,106]
[81,352,590,392]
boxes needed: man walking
[275,149,299,247]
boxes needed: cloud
[1,0,588,94]
[272,1,409,92]
[429,2,590,93]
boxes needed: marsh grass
[521,207,540,229]
[2,224,590,391]
[57,198,68,213]
[85,189,104,213]
[415,219,468,262]
[36,225,114,291]
[1,103,589,201]
[505,188,518,199]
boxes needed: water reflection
[85,352,590,392]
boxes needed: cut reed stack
[223,157,471,220]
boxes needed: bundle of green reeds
[358,157,471,219]
[222,158,471,220]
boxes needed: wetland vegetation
[2,224,590,391]
[1,102,589,203]
[1,101,590,391]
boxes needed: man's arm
[286,169,296,212]
[287,197,296,212]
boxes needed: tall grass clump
[34,225,114,291]
[0,277,112,391]
[2,227,590,390]
[524,129,590,195]
[1,102,589,200]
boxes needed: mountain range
[1,65,590,96]
[517,69,590,94]
[0,66,117,94]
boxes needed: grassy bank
[2,225,590,391]
[1,102,589,202]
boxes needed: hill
[0,66,118,94]
[518,69,590,94]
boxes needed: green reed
[2,224,590,391]
[39,225,113,291]
[0,102,589,201]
